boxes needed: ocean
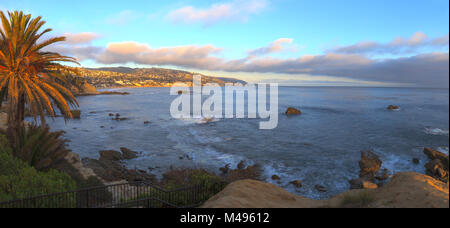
[40,87,449,199]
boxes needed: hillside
[77,67,246,88]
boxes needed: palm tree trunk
[14,93,25,128]
[0,89,6,109]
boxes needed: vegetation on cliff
[0,135,76,202]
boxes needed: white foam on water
[373,148,425,175]
[424,127,449,136]
[437,147,449,156]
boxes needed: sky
[1,0,449,87]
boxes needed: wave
[437,147,449,156]
[424,127,449,136]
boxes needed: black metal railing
[0,181,228,208]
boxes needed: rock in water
[285,107,302,115]
[237,161,246,170]
[423,148,449,183]
[359,151,382,180]
[387,105,400,110]
[412,158,420,165]
[120,147,138,160]
[99,150,124,161]
[424,148,449,170]
[289,180,302,188]
[271,175,281,181]
[315,185,327,192]
[425,159,449,183]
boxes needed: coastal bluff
[201,172,449,208]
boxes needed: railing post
[86,190,89,208]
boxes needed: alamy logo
[170,75,279,130]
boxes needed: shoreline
[65,146,449,208]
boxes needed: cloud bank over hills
[46,31,449,88]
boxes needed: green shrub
[0,135,76,206]
[5,125,70,171]
[161,168,223,189]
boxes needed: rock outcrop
[201,172,449,208]
[99,150,124,161]
[359,151,382,179]
[237,161,246,170]
[349,151,386,190]
[424,148,449,183]
[83,149,153,183]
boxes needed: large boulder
[285,107,302,115]
[349,151,384,190]
[425,159,449,183]
[423,148,449,183]
[349,178,378,190]
[424,148,449,170]
[359,151,382,180]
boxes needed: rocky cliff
[201,172,449,208]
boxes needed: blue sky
[1,0,449,87]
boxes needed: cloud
[63,32,101,44]
[45,45,103,61]
[432,34,450,46]
[106,10,140,25]
[46,33,449,88]
[84,40,449,87]
[330,32,449,55]
[96,42,224,69]
[248,38,297,56]
[166,0,268,26]
[43,32,103,61]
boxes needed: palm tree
[0,10,79,128]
